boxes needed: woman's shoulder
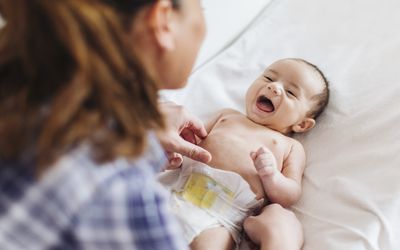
[0,132,168,249]
[57,132,166,199]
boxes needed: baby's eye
[286,90,297,98]
[264,76,273,82]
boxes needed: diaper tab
[177,170,254,230]
[180,173,234,210]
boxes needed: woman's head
[125,0,206,89]
[0,0,205,172]
[103,0,205,89]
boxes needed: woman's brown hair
[0,0,166,173]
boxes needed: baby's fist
[250,147,278,177]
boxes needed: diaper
[158,158,264,246]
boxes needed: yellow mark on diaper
[180,173,234,209]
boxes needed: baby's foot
[250,147,278,179]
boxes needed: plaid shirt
[0,134,187,250]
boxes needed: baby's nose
[267,84,282,96]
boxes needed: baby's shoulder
[219,108,241,116]
[284,135,303,147]
[273,132,304,149]
[216,108,243,120]
[286,137,306,157]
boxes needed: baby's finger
[255,156,275,169]
[250,151,257,161]
[256,146,270,155]
[257,165,276,177]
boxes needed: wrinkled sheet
[195,0,272,68]
[162,0,400,249]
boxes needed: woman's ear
[291,118,316,133]
[148,0,176,51]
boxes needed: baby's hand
[250,147,278,178]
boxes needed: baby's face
[245,59,325,134]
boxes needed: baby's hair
[292,58,330,120]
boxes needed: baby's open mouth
[256,95,275,112]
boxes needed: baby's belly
[209,157,266,199]
[200,140,268,199]
[200,129,283,199]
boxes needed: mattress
[162,0,400,249]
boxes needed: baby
[159,58,329,249]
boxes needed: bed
[162,0,400,249]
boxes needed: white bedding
[163,0,400,249]
[195,0,272,69]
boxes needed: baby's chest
[214,118,289,160]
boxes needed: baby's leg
[243,204,303,250]
[190,226,234,250]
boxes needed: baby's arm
[251,141,305,207]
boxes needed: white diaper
[158,158,264,246]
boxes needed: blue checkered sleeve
[0,133,184,249]
[72,166,187,250]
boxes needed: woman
[0,0,301,249]
[0,0,206,248]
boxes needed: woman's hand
[158,102,212,169]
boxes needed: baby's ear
[292,118,315,133]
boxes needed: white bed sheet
[163,0,400,249]
[195,0,272,69]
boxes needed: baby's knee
[263,204,302,233]
[244,204,303,247]
[264,203,295,219]
[244,204,283,233]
